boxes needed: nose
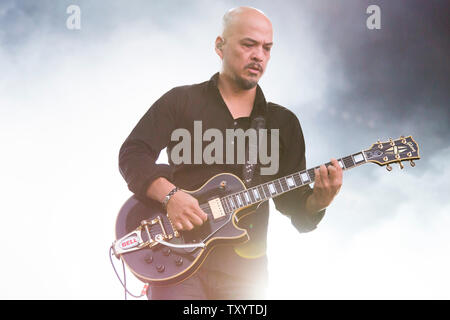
[250,46,265,62]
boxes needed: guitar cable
[109,246,149,300]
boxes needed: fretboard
[220,151,367,213]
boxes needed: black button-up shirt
[119,73,325,278]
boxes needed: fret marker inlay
[353,153,364,163]
[269,183,276,194]
[300,172,309,182]
[287,177,295,187]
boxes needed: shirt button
[233,121,238,126]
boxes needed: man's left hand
[307,158,343,213]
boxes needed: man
[119,6,342,299]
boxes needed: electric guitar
[112,136,420,286]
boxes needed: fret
[226,198,233,212]
[274,179,283,194]
[258,185,267,199]
[252,187,262,200]
[262,184,271,198]
[293,173,302,186]
[286,176,296,189]
[280,177,289,191]
[247,188,256,202]
[343,155,355,169]
[268,183,276,195]
[234,193,245,208]
[361,151,368,162]
[352,152,365,165]
[242,191,251,204]
[221,198,230,213]
[234,194,243,207]
[302,170,313,183]
[240,192,248,206]
[229,196,236,210]
[338,158,346,170]
[310,168,319,182]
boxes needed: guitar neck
[220,150,368,212]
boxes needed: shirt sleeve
[272,112,326,233]
[118,88,180,199]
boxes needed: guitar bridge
[141,216,174,248]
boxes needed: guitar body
[114,173,258,286]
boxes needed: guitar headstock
[363,136,420,171]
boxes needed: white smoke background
[0,1,448,299]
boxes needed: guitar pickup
[208,198,226,220]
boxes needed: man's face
[219,12,273,90]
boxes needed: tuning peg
[389,138,395,146]
[386,164,392,171]
[398,161,404,170]
[410,160,415,167]
[378,140,383,149]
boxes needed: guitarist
[119,6,343,299]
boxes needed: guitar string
[158,156,362,234]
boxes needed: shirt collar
[208,72,268,117]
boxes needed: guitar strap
[242,114,266,187]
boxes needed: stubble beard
[235,75,258,90]
[233,71,260,90]
[222,63,263,90]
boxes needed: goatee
[235,76,258,90]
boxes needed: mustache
[245,63,263,71]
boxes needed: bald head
[221,7,272,40]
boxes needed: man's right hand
[146,177,208,231]
[166,191,208,231]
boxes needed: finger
[330,158,340,169]
[175,222,183,231]
[327,165,338,180]
[319,165,329,188]
[195,205,208,222]
[329,158,343,185]
[185,209,205,226]
[314,168,322,187]
[188,198,208,222]
[330,158,343,178]
[181,219,194,231]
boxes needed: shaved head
[221,7,272,40]
[215,6,273,90]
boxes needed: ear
[215,36,224,59]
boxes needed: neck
[219,151,368,212]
